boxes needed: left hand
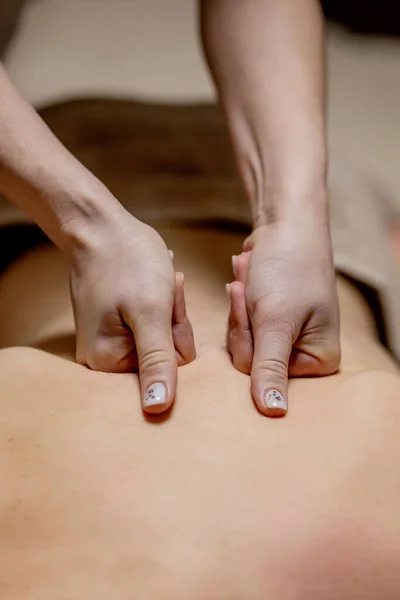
[68,212,195,414]
[226,220,341,417]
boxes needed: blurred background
[0,1,399,271]
[0,0,399,217]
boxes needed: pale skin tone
[0,0,339,415]
[0,227,399,599]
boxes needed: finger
[227,281,253,374]
[172,272,196,366]
[289,338,341,377]
[243,233,255,252]
[237,251,250,283]
[226,284,233,355]
[289,349,323,377]
[231,252,250,283]
[232,255,239,279]
[242,226,267,252]
[125,307,177,415]
[251,320,292,418]
[114,350,139,372]
[172,272,186,324]
[77,331,139,373]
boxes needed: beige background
[2,0,400,218]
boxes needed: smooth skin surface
[0,227,399,599]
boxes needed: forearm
[200,0,327,227]
[0,65,122,250]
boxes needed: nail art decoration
[264,389,287,411]
[144,382,167,408]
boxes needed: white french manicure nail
[264,389,287,412]
[144,382,167,408]
[225,283,231,300]
[232,255,238,279]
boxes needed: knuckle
[76,350,86,367]
[130,288,173,321]
[86,340,118,372]
[134,298,168,322]
[249,294,294,332]
[311,300,337,325]
[322,339,342,372]
[258,316,295,346]
[246,290,266,317]
[140,299,163,317]
[75,340,86,366]
[308,333,341,376]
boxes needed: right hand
[67,209,196,413]
[226,221,340,417]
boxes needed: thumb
[251,324,292,417]
[126,308,177,414]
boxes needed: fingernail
[169,250,174,261]
[178,272,184,283]
[225,283,231,300]
[264,389,287,412]
[232,255,238,279]
[144,382,167,408]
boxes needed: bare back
[0,228,399,599]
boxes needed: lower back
[0,347,399,598]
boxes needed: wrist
[251,183,329,229]
[58,181,127,257]
[276,185,329,225]
[238,145,328,228]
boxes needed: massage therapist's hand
[0,65,195,413]
[226,219,341,417]
[68,209,195,413]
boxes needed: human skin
[200,0,340,413]
[0,0,339,415]
[0,227,399,599]
[0,64,196,412]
